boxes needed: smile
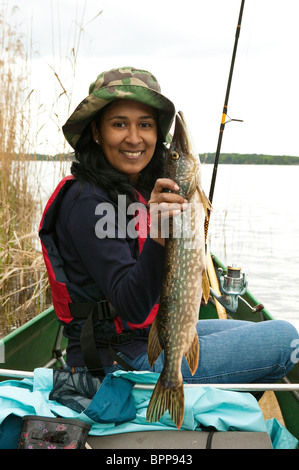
[120,150,144,159]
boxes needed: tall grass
[0,3,102,337]
[0,5,51,335]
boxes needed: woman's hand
[148,178,188,247]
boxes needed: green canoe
[1,254,298,449]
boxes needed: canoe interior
[1,254,298,441]
[1,306,68,378]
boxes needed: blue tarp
[0,368,297,449]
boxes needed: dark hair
[71,108,167,208]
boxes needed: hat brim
[62,85,175,150]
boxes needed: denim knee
[273,320,299,372]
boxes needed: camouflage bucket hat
[62,66,176,149]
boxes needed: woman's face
[92,100,158,184]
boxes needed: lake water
[32,161,299,332]
[201,164,299,332]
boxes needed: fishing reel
[210,264,263,314]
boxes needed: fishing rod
[205,0,246,319]
[207,0,245,210]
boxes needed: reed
[0,5,51,336]
[0,3,102,336]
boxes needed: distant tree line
[34,153,73,161]
[19,153,299,165]
[199,153,299,165]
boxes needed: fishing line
[204,0,245,243]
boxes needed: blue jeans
[103,319,299,383]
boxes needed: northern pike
[146,111,211,429]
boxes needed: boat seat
[87,430,273,449]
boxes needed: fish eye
[171,151,180,160]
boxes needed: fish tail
[146,376,185,430]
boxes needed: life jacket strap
[69,300,118,321]
[108,333,136,373]
[79,307,105,376]
[69,301,137,376]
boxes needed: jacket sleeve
[65,192,165,324]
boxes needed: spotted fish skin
[146,112,211,430]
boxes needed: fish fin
[146,376,185,430]
[147,316,163,367]
[202,268,210,304]
[197,185,212,217]
[184,332,199,375]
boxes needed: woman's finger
[152,178,179,193]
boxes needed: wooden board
[259,391,285,426]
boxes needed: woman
[40,66,298,386]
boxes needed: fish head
[164,111,200,199]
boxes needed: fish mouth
[167,111,197,182]
[171,111,193,156]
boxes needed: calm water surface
[201,164,299,331]
[32,162,299,331]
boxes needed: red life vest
[39,175,159,335]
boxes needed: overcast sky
[4,0,299,156]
